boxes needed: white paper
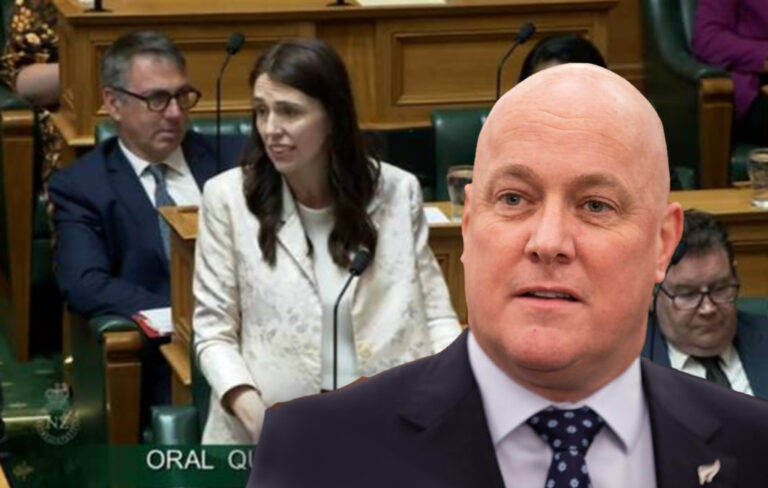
[137,307,173,334]
[424,206,450,224]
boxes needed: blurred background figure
[0,0,61,185]
[518,33,606,81]
[193,38,461,444]
[692,0,768,146]
[644,210,768,399]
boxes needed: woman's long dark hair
[242,39,379,267]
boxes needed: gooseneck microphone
[495,22,536,100]
[216,33,245,171]
[332,249,373,390]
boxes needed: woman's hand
[224,385,267,443]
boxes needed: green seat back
[431,107,490,201]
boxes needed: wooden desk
[161,190,768,403]
[52,0,617,147]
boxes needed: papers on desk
[133,307,173,338]
[424,206,450,223]
[357,0,446,5]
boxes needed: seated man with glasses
[643,210,768,399]
[49,30,237,319]
[48,31,239,415]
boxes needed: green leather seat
[431,107,490,201]
[644,0,749,188]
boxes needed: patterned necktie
[145,164,176,260]
[693,356,731,388]
[527,406,606,488]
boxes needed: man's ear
[102,87,122,122]
[655,202,683,283]
[460,182,473,264]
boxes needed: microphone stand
[87,0,109,12]
[332,250,372,390]
[216,54,234,173]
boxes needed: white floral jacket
[193,162,461,444]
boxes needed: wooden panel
[53,0,618,143]
[606,0,643,91]
[161,341,193,405]
[1,109,35,361]
[103,330,142,444]
[377,12,608,124]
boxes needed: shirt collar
[118,139,186,177]
[467,330,646,453]
[667,340,738,369]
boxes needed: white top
[467,331,656,488]
[194,163,461,444]
[667,342,754,396]
[296,203,358,390]
[119,140,201,207]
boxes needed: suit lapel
[642,359,737,487]
[182,132,218,190]
[105,141,167,266]
[397,331,505,488]
[734,311,768,399]
[276,179,315,286]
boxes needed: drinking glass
[446,165,473,221]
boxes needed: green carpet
[0,315,66,487]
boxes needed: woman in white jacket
[193,38,461,444]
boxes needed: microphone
[217,33,245,172]
[87,0,110,12]
[332,249,372,390]
[495,22,536,100]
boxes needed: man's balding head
[477,64,670,212]
[462,64,682,402]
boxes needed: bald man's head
[461,64,683,402]
[476,63,669,212]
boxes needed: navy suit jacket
[642,310,768,400]
[250,330,768,487]
[49,132,243,317]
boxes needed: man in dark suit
[49,31,235,317]
[249,64,768,487]
[643,210,768,399]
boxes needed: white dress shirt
[119,140,201,207]
[667,342,754,395]
[467,331,656,488]
[296,202,358,391]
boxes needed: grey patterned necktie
[145,164,176,260]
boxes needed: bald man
[248,65,768,488]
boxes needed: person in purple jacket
[692,0,768,145]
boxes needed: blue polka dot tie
[527,406,605,488]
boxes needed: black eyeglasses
[110,86,201,112]
[658,283,740,310]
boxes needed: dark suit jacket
[642,310,768,399]
[49,132,242,317]
[250,330,768,487]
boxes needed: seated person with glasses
[49,31,237,415]
[49,30,235,319]
[643,210,768,399]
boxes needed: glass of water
[748,148,768,208]
[446,165,474,221]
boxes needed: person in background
[49,31,236,422]
[249,64,768,488]
[0,0,61,187]
[193,38,461,444]
[692,0,768,146]
[518,33,606,82]
[644,209,768,399]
